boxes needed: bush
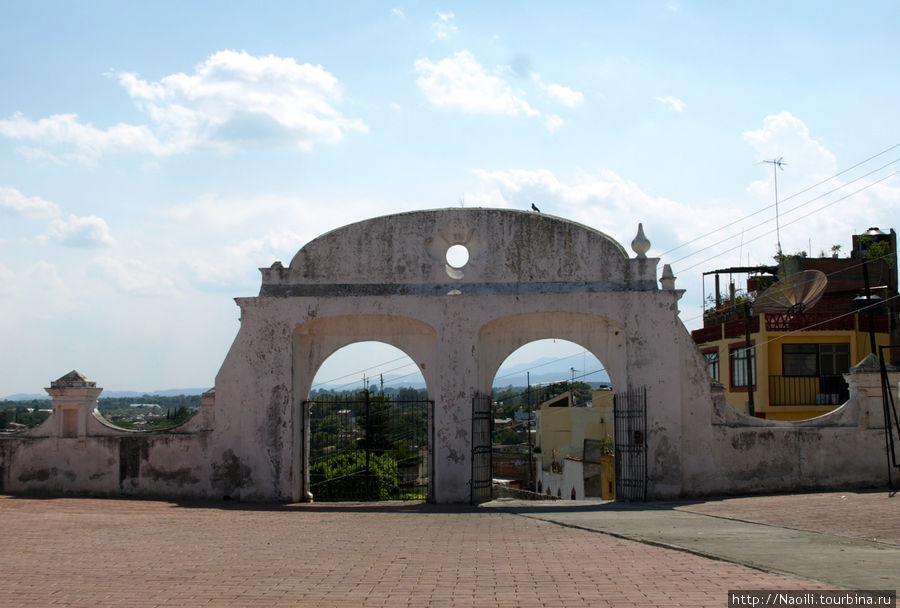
[310,451,400,500]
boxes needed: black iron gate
[471,393,493,504]
[614,386,647,501]
[305,391,431,501]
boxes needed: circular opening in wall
[446,244,469,269]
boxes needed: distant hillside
[311,357,611,392]
[4,358,611,400]
[2,387,210,401]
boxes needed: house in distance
[692,227,898,421]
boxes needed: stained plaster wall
[214,208,690,502]
[0,384,217,498]
[0,208,895,502]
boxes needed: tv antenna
[763,157,787,256]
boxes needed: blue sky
[2,1,899,395]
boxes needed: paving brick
[0,495,841,607]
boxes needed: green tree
[310,451,400,500]
[494,426,522,445]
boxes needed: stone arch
[477,312,626,395]
[292,314,437,401]
[291,314,436,501]
[5,209,894,503]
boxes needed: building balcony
[764,312,854,332]
[768,375,849,406]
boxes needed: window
[703,349,719,381]
[730,345,756,388]
[819,343,850,376]
[781,343,850,377]
[783,344,817,376]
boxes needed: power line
[731,293,900,358]
[675,170,899,274]
[661,141,900,258]
[679,248,899,327]
[670,159,900,267]
[311,353,410,387]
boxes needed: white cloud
[0,112,164,163]
[468,167,735,256]
[46,214,115,247]
[741,111,900,257]
[157,192,393,289]
[544,82,584,107]
[432,11,458,39]
[414,51,539,117]
[531,74,584,108]
[545,114,564,132]
[654,96,686,112]
[0,263,16,297]
[22,260,70,302]
[0,50,366,161]
[743,111,838,206]
[391,7,405,19]
[0,186,61,219]
[91,256,177,296]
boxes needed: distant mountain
[493,356,610,388]
[2,387,209,401]
[4,359,610,400]
[312,357,611,393]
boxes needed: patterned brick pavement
[677,490,900,545]
[0,496,836,607]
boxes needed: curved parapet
[259,208,655,296]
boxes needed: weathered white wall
[0,378,218,498]
[1,208,895,502]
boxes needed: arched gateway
[5,208,892,502]
[216,208,691,502]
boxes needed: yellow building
[534,389,614,498]
[693,311,890,420]
[693,227,897,421]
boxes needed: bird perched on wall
[531,203,541,212]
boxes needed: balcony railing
[768,375,849,406]
[764,312,854,332]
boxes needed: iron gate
[305,391,431,501]
[471,393,493,504]
[614,386,647,501]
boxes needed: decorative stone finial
[631,223,650,258]
[659,264,676,290]
[50,370,96,389]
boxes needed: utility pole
[527,371,533,491]
[763,158,787,256]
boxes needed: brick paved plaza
[10,492,894,607]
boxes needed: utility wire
[679,248,899,327]
[310,354,411,388]
[675,170,898,274]
[661,141,900,258]
[670,160,900,267]
[732,293,900,358]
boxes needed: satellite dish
[752,270,827,314]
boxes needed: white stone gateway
[1,208,895,501]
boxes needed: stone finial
[848,353,897,374]
[50,370,97,389]
[659,264,676,290]
[631,223,650,258]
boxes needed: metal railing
[768,375,849,406]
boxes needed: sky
[2,1,900,396]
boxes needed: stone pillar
[199,387,216,429]
[844,354,899,429]
[45,371,103,438]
